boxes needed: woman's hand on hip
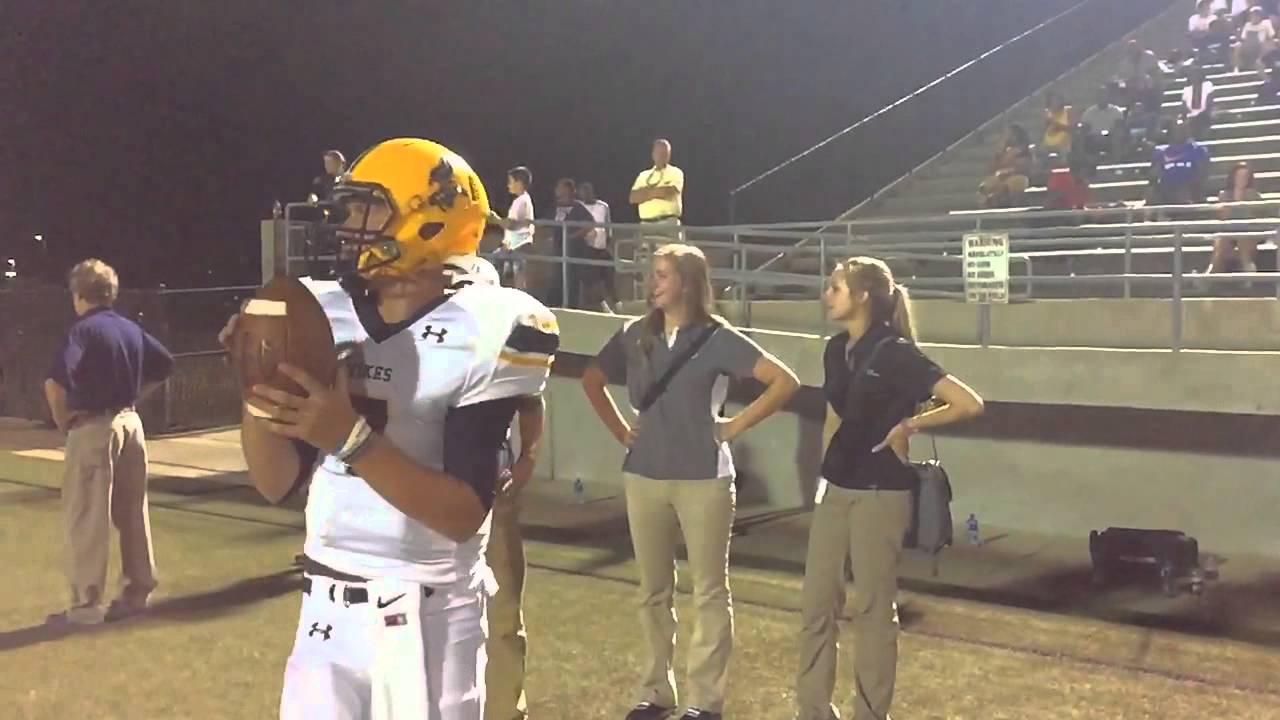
[615,420,639,448]
[715,415,744,443]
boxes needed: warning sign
[962,232,1009,304]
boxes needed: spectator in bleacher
[490,166,536,290]
[631,138,685,229]
[1181,65,1216,137]
[1081,86,1127,159]
[1042,91,1074,157]
[1189,0,1230,63]
[1189,0,1217,39]
[1118,39,1166,116]
[1208,161,1263,277]
[1045,155,1095,211]
[1149,120,1212,206]
[579,180,612,255]
[308,150,346,204]
[978,124,1033,208]
[578,180,618,311]
[1237,6,1277,72]
[546,178,595,309]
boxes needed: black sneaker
[625,703,674,720]
[678,710,721,720]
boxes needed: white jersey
[298,277,559,588]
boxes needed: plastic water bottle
[1202,554,1219,580]
[272,200,284,219]
[573,478,585,504]
[966,514,981,546]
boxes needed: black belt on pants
[300,555,435,603]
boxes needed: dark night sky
[2,0,1174,287]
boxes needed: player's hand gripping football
[218,299,354,454]
[249,364,360,454]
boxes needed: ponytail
[890,283,916,342]
[838,257,918,343]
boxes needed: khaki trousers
[485,494,527,720]
[62,409,156,607]
[623,472,735,713]
[796,484,911,720]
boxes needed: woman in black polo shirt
[795,257,983,720]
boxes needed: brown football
[230,275,338,418]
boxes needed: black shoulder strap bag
[635,321,721,413]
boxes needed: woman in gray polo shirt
[581,243,799,720]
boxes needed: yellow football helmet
[327,138,490,280]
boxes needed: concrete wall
[546,309,1280,557]
[618,298,1280,352]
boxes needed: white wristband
[333,416,372,462]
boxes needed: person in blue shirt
[44,259,173,626]
[1149,120,1211,206]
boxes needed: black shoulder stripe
[506,325,560,355]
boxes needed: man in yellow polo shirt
[630,138,684,227]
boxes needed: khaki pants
[62,409,156,608]
[796,484,911,720]
[485,494,527,720]
[624,472,735,713]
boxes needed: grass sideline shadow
[0,568,303,652]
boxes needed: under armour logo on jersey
[420,325,448,343]
[308,623,333,641]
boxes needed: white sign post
[963,232,1010,304]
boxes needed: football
[230,275,338,418]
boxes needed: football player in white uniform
[222,138,560,720]
[443,255,538,720]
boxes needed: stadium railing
[267,201,1280,353]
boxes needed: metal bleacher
[778,0,1280,300]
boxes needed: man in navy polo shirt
[44,258,173,626]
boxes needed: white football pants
[280,574,487,720]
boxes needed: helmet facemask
[288,139,489,285]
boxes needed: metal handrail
[277,204,1280,280]
[537,214,1276,339]
[726,0,1097,223]
[842,1,1190,221]
[714,0,1114,294]
[263,203,1280,352]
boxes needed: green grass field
[4,477,1280,720]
